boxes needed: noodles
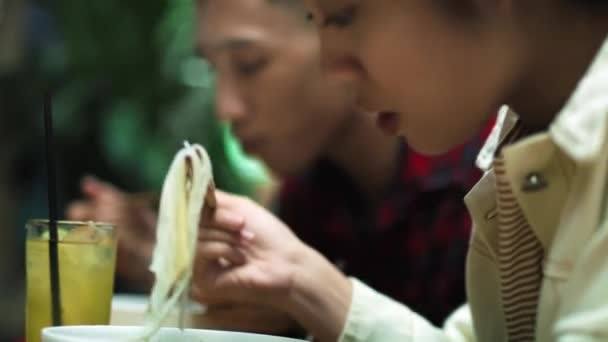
[137,142,213,340]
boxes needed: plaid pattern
[277,126,491,325]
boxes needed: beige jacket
[338,35,608,342]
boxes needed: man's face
[197,0,355,176]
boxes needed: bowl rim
[41,325,307,341]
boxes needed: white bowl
[42,326,306,342]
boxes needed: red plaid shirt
[278,127,492,325]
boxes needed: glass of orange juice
[25,220,117,342]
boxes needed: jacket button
[522,172,548,192]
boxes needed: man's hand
[66,176,157,292]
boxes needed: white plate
[42,326,306,342]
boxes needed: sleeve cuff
[338,278,415,342]
[337,278,458,342]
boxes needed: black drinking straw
[44,91,62,326]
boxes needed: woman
[197,0,608,341]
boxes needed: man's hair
[267,0,310,22]
[198,0,309,23]
[267,0,307,12]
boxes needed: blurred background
[0,0,269,338]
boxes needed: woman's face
[304,0,522,154]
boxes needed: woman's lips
[376,111,400,135]
[354,98,400,135]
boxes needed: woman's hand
[193,190,305,305]
[193,190,353,342]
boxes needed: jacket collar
[476,34,608,170]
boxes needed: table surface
[110,294,206,327]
